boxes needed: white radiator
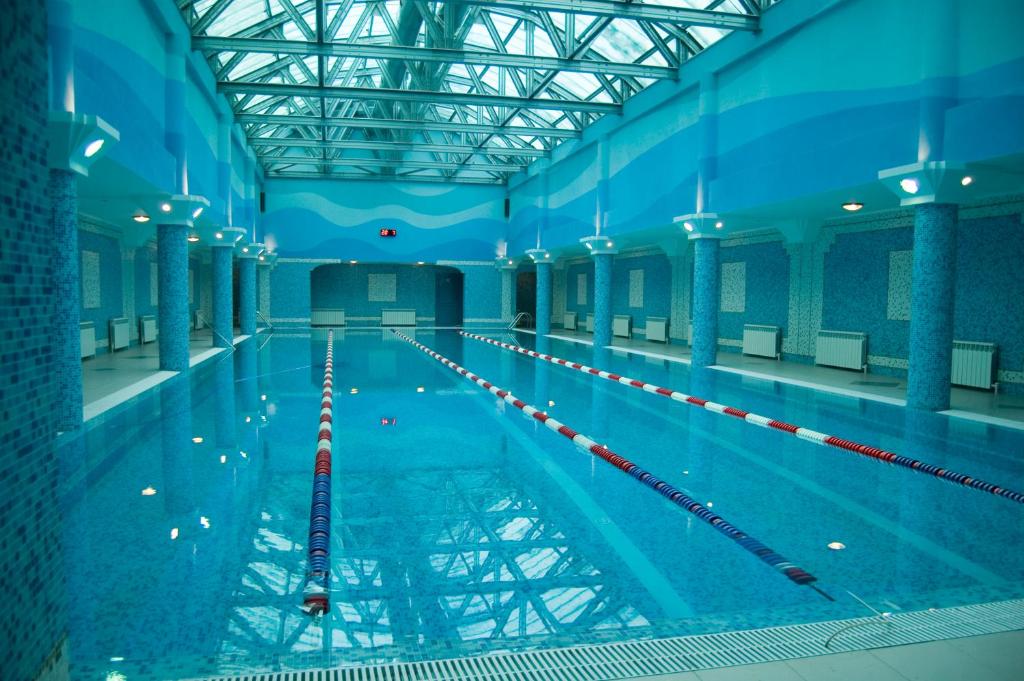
[109,317,129,351]
[815,330,867,371]
[743,324,781,359]
[139,315,157,344]
[952,340,997,390]
[80,321,96,359]
[585,313,594,333]
[381,309,416,326]
[613,315,632,338]
[563,311,577,330]
[311,308,346,326]
[646,317,668,343]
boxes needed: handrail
[509,311,533,329]
[256,309,275,331]
[195,310,235,350]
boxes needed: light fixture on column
[683,222,694,232]
[349,259,358,264]
[715,221,724,229]
[132,210,150,223]
[241,247,249,253]
[214,231,223,240]
[841,201,864,212]
[83,138,105,157]
[192,206,204,219]
[187,233,200,243]
[159,202,172,213]
[258,254,265,261]
[899,178,920,194]
[960,175,974,186]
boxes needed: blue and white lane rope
[461,331,1024,506]
[302,330,334,615]
[393,330,819,588]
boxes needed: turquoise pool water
[61,329,1024,679]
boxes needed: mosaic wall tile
[887,249,913,321]
[368,272,397,302]
[576,272,587,305]
[81,250,101,309]
[629,269,644,308]
[150,262,159,306]
[188,266,195,305]
[720,261,746,313]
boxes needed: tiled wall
[0,1,67,679]
[78,223,125,345]
[450,262,503,325]
[610,251,672,336]
[718,239,791,346]
[564,260,594,319]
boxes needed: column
[535,259,552,336]
[158,220,191,370]
[51,169,82,431]
[592,253,613,348]
[121,246,137,341]
[907,203,958,410]
[691,236,721,368]
[238,253,257,336]
[257,260,272,320]
[499,262,515,323]
[211,244,233,347]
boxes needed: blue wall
[565,261,594,317]
[719,241,791,342]
[135,246,158,319]
[78,229,124,344]
[611,253,672,335]
[311,263,447,322]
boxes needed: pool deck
[513,328,1024,430]
[80,329,252,423]
[633,630,1024,681]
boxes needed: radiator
[109,317,130,351]
[815,330,867,371]
[139,315,157,344]
[563,311,577,330]
[646,317,668,343]
[613,315,632,338]
[952,340,997,390]
[585,313,594,333]
[193,310,205,330]
[381,309,416,326]
[311,308,346,326]
[80,321,96,359]
[743,324,781,359]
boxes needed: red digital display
[379,228,397,237]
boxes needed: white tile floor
[629,630,1024,681]
[80,329,250,421]
[523,328,1024,428]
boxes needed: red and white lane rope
[460,331,1024,506]
[302,330,334,616]
[393,330,819,588]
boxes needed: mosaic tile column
[238,255,257,336]
[257,262,271,319]
[211,244,233,348]
[121,246,137,341]
[158,223,191,371]
[214,354,237,451]
[907,203,958,411]
[691,236,721,368]
[50,168,82,430]
[535,261,552,336]
[500,267,514,322]
[592,253,613,349]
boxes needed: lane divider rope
[302,330,334,615]
[393,330,820,589]
[460,331,1024,506]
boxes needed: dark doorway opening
[516,271,536,327]
[435,268,464,327]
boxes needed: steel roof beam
[249,137,548,156]
[219,81,621,113]
[264,170,506,185]
[433,0,759,29]
[194,36,679,79]
[236,113,581,138]
[264,155,526,171]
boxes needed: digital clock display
[379,228,398,237]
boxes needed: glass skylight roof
[179,0,771,184]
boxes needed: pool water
[61,329,1024,679]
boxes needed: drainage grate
[185,599,1024,681]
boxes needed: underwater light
[899,178,919,194]
[84,138,105,157]
[200,516,210,528]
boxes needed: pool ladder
[509,312,533,329]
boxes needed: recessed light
[416,386,425,393]
[899,178,919,194]
[827,541,846,551]
[349,259,358,264]
[141,486,157,496]
[258,255,265,261]
[192,436,204,443]
[192,206,203,219]
[715,221,723,229]
[544,253,550,258]
[961,175,973,186]
[350,387,359,394]
[84,139,105,157]
[160,202,172,213]
[219,455,226,464]
[170,527,179,540]
[200,516,210,528]
[683,222,694,232]
[242,247,249,253]
[585,242,593,250]
[416,261,425,265]
[215,231,223,239]
[605,241,613,248]
[133,211,150,223]
[187,234,200,243]
[841,202,864,212]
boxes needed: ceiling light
[258,255,265,261]
[827,541,846,551]
[605,241,613,248]
[899,178,919,194]
[191,436,203,444]
[715,221,723,229]
[416,386,425,393]
[507,259,513,265]
[141,486,157,496]
[215,231,223,240]
[544,253,550,258]
[841,202,864,212]
[350,387,359,394]
[242,247,249,253]
[84,139,105,157]
[192,206,203,219]
[683,221,694,232]
[219,455,226,464]
[159,202,172,213]
[187,234,200,243]
[349,259,357,264]
[200,516,210,528]
[961,175,973,186]
[416,261,425,265]
[133,211,150,223]
[585,242,593,250]
[170,527,179,540]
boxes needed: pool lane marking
[392,330,821,591]
[460,332,1024,507]
[302,329,334,616]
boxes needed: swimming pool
[61,329,1024,679]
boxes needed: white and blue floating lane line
[302,330,334,616]
[460,331,1024,507]
[391,330,822,593]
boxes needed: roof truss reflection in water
[223,464,651,661]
